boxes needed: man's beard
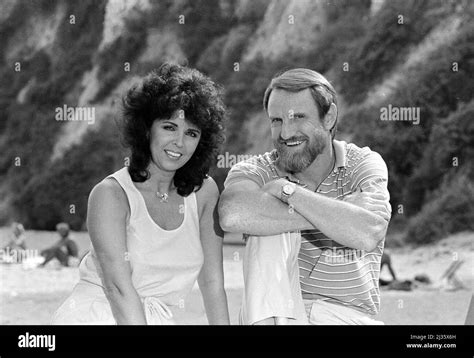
[274,132,326,173]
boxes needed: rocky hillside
[0,0,472,244]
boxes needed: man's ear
[323,103,337,132]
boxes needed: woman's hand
[196,177,230,325]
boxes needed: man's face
[267,88,329,173]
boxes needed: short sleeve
[350,150,391,220]
[223,157,273,188]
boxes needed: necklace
[156,191,169,203]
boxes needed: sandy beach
[1,229,472,325]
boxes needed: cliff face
[0,0,472,239]
[0,0,344,161]
[242,0,327,61]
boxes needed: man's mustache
[277,136,309,145]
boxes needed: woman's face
[149,110,201,173]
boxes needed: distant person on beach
[40,222,78,267]
[379,251,397,286]
[2,222,27,251]
[51,64,230,325]
[1,222,27,263]
[219,68,391,325]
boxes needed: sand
[0,229,472,325]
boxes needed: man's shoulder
[343,141,389,190]
[224,150,278,188]
[345,141,385,169]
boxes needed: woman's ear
[324,103,337,132]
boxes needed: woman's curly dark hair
[121,63,226,196]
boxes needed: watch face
[283,184,294,195]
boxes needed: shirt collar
[332,139,347,172]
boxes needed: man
[219,68,391,325]
[40,222,78,267]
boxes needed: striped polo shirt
[224,140,391,315]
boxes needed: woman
[51,63,230,324]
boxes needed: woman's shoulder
[88,177,130,215]
[195,176,219,210]
[92,176,125,196]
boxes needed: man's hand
[219,178,316,235]
[261,178,289,200]
[343,187,391,222]
[264,178,391,222]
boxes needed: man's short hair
[263,68,338,139]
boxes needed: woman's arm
[196,177,230,325]
[87,178,147,325]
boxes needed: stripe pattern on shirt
[224,140,390,315]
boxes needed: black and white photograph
[0,0,473,353]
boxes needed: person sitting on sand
[219,68,391,325]
[51,64,230,325]
[40,222,78,267]
[2,222,27,251]
[1,222,27,263]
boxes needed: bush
[94,11,148,102]
[14,120,126,230]
[176,0,235,64]
[195,35,228,78]
[341,19,474,216]
[234,0,269,23]
[336,0,451,103]
[403,100,474,214]
[324,0,371,22]
[405,169,474,244]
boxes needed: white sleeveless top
[51,167,204,325]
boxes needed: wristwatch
[281,182,297,204]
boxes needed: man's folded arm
[218,178,314,236]
[282,151,391,251]
[286,185,389,252]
